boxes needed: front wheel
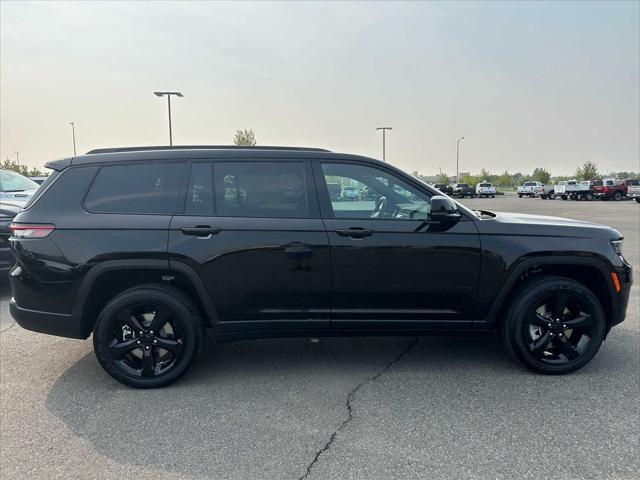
[499,276,605,374]
[93,285,204,388]
[635,198,640,203]
[548,192,556,200]
[518,194,523,198]
[614,191,623,201]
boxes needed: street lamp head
[376,127,393,131]
[154,91,184,97]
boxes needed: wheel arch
[484,256,617,330]
[73,259,219,338]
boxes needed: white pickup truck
[626,179,640,203]
[475,181,496,197]
[555,180,593,201]
[517,181,554,199]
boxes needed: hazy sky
[1,1,638,176]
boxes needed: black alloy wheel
[107,304,185,378]
[523,293,597,365]
[500,275,605,374]
[93,285,203,388]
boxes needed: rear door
[168,159,331,334]
[314,160,481,329]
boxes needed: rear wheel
[500,276,605,374]
[93,285,204,388]
[614,191,623,201]
[635,198,640,203]
[548,192,556,200]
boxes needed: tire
[561,195,567,200]
[93,284,204,388]
[635,198,640,203]
[614,191,622,201]
[518,194,522,198]
[586,193,593,201]
[548,192,556,200]
[499,275,605,375]
[575,194,582,201]
[541,196,547,200]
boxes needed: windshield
[479,183,491,187]
[0,170,39,192]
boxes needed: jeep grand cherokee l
[8,146,632,388]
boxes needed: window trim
[81,160,187,216]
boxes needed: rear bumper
[10,298,85,339]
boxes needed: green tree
[2,158,28,176]
[233,129,257,146]
[436,173,450,184]
[479,168,491,181]
[497,170,513,188]
[575,161,599,181]
[531,167,551,184]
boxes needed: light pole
[376,127,393,162]
[456,136,465,182]
[70,122,77,156]
[15,152,19,167]
[154,91,183,145]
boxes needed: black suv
[8,146,632,388]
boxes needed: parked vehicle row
[0,169,40,274]
[432,181,496,198]
[519,178,639,202]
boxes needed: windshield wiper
[2,189,26,193]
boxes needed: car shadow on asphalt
[44,331,634,479]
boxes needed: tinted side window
[185,162,213,215]
[320,163,430,220]
[214,162,308,218]
[85,163,183,214]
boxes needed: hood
[0,201,24,218]
[0,190,35,210]
[483,211,621,240]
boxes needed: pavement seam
[298,337,419,480]
[0,322,16,334]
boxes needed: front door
[315,160,481,329]
[169,160,331,334]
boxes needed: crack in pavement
[0,322,16,334]
[298,337,419,480]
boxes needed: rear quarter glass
[23,170,60,209]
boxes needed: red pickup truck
[592,179,627,200]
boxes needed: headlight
[610,239,624,257]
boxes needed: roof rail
[85,145,331,155]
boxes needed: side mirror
[430,195,461,221]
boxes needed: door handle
[335,228,373,238]
[180,226,221,237]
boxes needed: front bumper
[10,298,85,339]
[610,259,633,329]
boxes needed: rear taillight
[10,224,55,238]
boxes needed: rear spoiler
[44,157,73,171]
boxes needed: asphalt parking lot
[1,196,638,480]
